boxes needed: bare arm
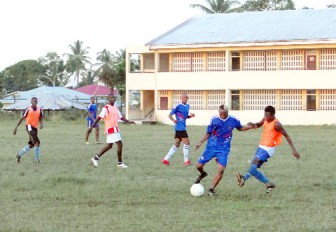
[237,122,255,131]
[39,116,43,130]
[195,133,210,150]
[169,114,177,124]
[275,122,300,159]
[120,116,136,125]
[13,117,25,135]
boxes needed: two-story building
[126,9,336,125]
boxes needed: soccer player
[85,96,100,144]
[13,97,43,163]
[236,105,300,193]
[194,105,253,196]
[89,94,135,168]
[162,93,195,166]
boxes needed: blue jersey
[170,103,190,131]
[87,103,97,121]
[205,115,242,151]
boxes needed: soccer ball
[190,183,204,197]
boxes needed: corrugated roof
[146,9,336,47]
[75,84,118,96]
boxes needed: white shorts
[106,132,122,143]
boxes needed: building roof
[75,84,118,96]
[1,86,91,104]
[146,9,336,48]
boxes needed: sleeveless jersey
[99,104,122,134]
[23,106,42,128]
[260,119,282,147]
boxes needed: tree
[190,0,241,13]
[38,52,68,87]
[94,49,116,92]
[1,60,43,93]
[65,40,91,87]
[77,67,95,87]
[241,0,295,11]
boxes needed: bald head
[219,105,229,119]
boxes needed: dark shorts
[174,130,188,140]
[26,126,40,145]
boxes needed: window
[231,52,240,71]
[231,90,240,110]
[306,90,316,111]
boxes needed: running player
[89,95,135,168]
[194,105,253,196]
[13,97,43,163]
[162,93,195,166]
[236,105,300,193]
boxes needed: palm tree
[94,49,117,93]
[241,0,295,11]
[65,40,91,87]
[190,0,241,13]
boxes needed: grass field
[0,116,335,232]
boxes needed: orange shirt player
[89,95,135,168]
[236,105,300,193]
[13,97,44,163]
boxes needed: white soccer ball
[190,183,204,197]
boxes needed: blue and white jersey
[170,103,190,131]
[205,115,242,151]
[87,103,97,121]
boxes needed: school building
[125,9,336,125]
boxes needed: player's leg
[16,137,33,163]
[208,151,228,196]
[181,132,190,165]
[162,133,181,165]
[85,120,92,144]
[91,143,112,167]
[194,149,213,183]
[29,128,41,162]
[116,140,127,168]
[95,125,100,144]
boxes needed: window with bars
[320,89,336,110]
[207,90,226,109]
[207,52,226,71]
[231,90,240,110]
[172,53,203,72]
[243,90,277,110]
[320,49,336,70]
[243,51,277,71]
[281,50,304,70]
[281,90,303,110]
[143,53,155,71]
[173,90,203,110]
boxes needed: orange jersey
[260,119,282,147]
[24,106,42,128]
[99,104,122,134]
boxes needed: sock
[34,146,40,160]
[183,145,189,162]
[94,155,99,160]
[163,145,177,160]
[18,146,31,157]
[247,164,269,183]
[243,173,251,181]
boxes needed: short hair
[264,105,275,114]
[31,97,37,101]
[219,105,229,112]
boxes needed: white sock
[164,145,177,160]
[183,145,189,162]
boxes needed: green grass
[0,118,335,232]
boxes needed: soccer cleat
[91,158,99,167]
[117,163,128,168]
[85,142,89,145]
[266,182,276,193]
[184,160,191,166]
[161,159,169,166]
[96,141,101,144]
[16,153,21,163]
[236,172,245,187]
[194,172,208,184]
[208,189,217,197]
[35,159,40,164]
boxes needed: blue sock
[247,164,269,183]
[34,147,40,161]
[18,146,31,157]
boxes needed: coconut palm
[190,0,241,13]
[65,40,91,87]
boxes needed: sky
[0,0,335,70]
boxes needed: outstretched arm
[275,122,300,159]
[237,122,255,131]
[120,116,136,125]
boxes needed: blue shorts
[87,120,99,128]
[198,148,230,167]
[253,147,270,168]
